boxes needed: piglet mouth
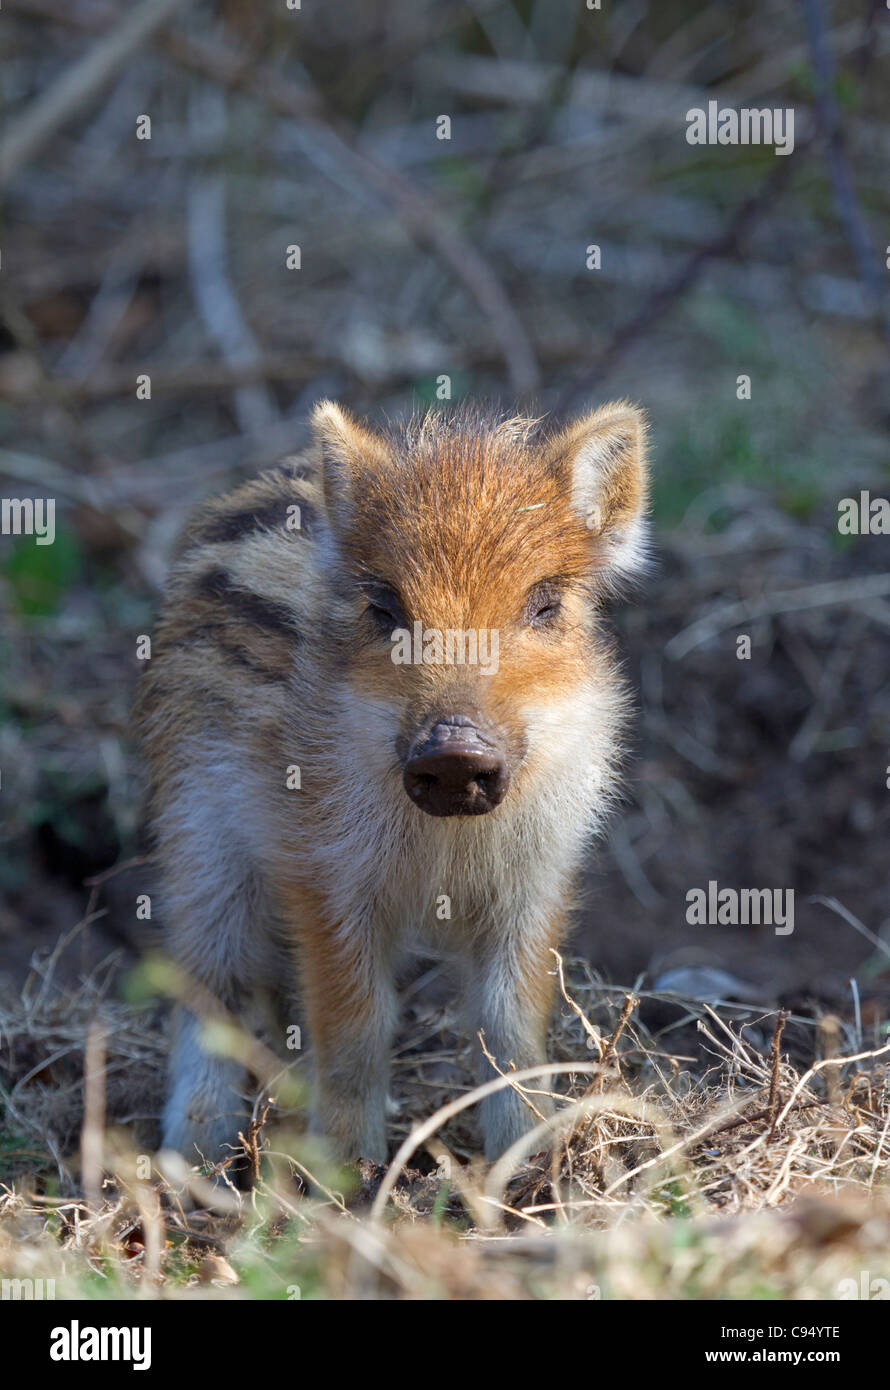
[403,715,510,817]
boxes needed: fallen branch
[665,573,890,660]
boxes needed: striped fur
[137,401,650,1163]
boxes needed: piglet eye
[363,582,404,633]
[527,583,563,629]
[367,600,398,630]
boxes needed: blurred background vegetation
[1,0,889,1026]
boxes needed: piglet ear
[311,400,389,533]
[546,401,650,581]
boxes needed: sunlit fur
[137,400,650,1163]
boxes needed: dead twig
[236,1096,275,1185]
[594,992,638,1093]
[767,1011,788,1142]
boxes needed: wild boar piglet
[137,400,650,1163]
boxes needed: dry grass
[1,931,888,1300]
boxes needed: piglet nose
[403,718,509,817]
